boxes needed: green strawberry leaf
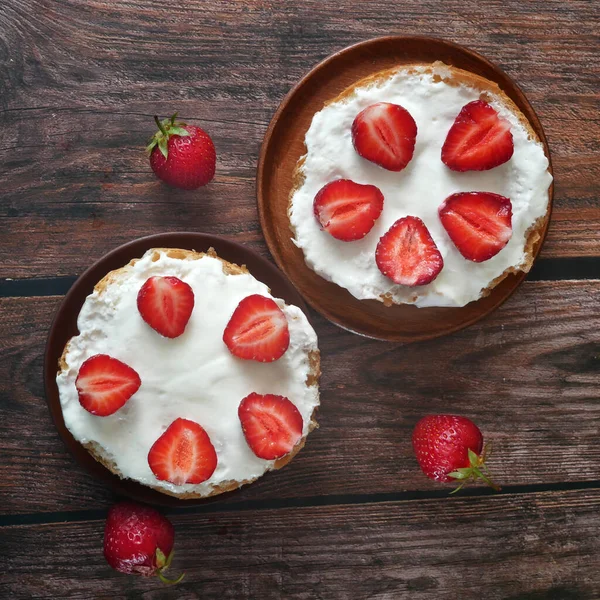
[468,448,479,467]
[147,113,191,159]
[164,549,174,569]
[146,139,158,154]
[155,548,167,569]
[448,468,471,480]
[447,444,502,494]
[158,137,168,159]
[169,127,190,137]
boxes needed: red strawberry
[313,179,384,241]
[441,100,514,171]
[104,501,184,584]
[75,354,141,416]
[238,393,303,460]
[412,415,500,493]
[376,216,443,286]
[439,191,513,262]
[352,102,417,171]
[147,113,216,189]
[223,295,290,362]
[137,276,195,338]
[148,418,217,485]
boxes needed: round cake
[56,248,320,498]
[289,62,553,308]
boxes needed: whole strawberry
[147,113,216,189]
[412,415,500,493]
[104,501,184,584]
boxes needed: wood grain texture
[0,0,599,279]
[2,489,600,599]
[2,279,599,514]
[1,1,599,597]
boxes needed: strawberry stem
[154,548,185,585]
[158,570,185,585]
[147,113,190,159]
[448,443,501,494]
[475,468,501,492]
[154,115,167,136]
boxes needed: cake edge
[287,61,552,307]
[58,247,321,499]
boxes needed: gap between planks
[2,479,600,528]
[0,257,599,299]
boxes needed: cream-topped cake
[56,248,320,498]
[289,62,553,307]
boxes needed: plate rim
[43,232,311,506]
[256,35,554,342]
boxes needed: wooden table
[1,1,599,598]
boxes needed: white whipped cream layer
[57,250,319,496]
[290,65,553,307]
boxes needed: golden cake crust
[288,62,551,306]
[58,247,321,499]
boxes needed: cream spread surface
[289,64,552,307]
[57,250,319,496]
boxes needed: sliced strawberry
[223,295,290,362]
[439,191,513,262]
[137,276,195,338]
[238,393,303,460]
[351,102,417,171]
[376,216,444,286]
[75,354,141,416]
[313,179,384,241]
[441,100,514,171]
[148,418,217,485]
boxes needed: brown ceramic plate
[257,36,553,342]
[44,232,310,506]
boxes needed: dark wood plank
[2,488,599,599]
[1,1,598,596]
[0,0,599,278]
[2,279,599,514]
